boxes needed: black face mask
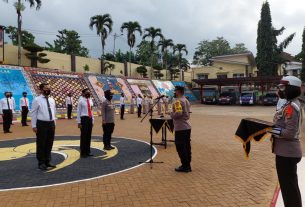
[43,90,51,96]
[5,95,10,98]
[85,93,90,98]
[174,92,177,98]
[23,95,27,97]
[278,90,286,99]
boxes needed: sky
[0,0,305,61]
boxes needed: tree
[103,52,115,61]
[89,14,113,57]
[83,64,90,72]
[5,26,35,47]
[136,40,159,66]
[143,27,163,77]
[103,61,115,75]
[173,44,188,81]
[45,29,89,57]
[153,64,164,79]
[256,1,295,76]
[300,27,305,82]
[136,65,148,78]
[158,38,174,80]
[192,37,248,66]
[24,43,50,67]
[3,0,41,65]
[121,21,142,77]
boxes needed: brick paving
[0,105,303,207]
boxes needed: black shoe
[175,166,192,173]
[46,163,56,168]
[86,153,94,157]
[110,146,115,149]
[104,146,112,150]
[38,164,48,171]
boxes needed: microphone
[154,95,165,100]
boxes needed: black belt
[37,120,55,123]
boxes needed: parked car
[263,92,278,106]
[240,91,258,105]
[202,89,218,104]
[218,91,239,105]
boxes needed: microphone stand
[139,97,164,168]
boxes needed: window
[197,74,208,79]
[233,73,245,78]
[217,74,227,79]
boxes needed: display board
[25,67,93,108]
[152,80,175,97]
[127,79,160,99]
[0,65,33,110]
[87,75,133,104]
[172,81,198,102]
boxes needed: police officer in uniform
[101,90,115,150]
[77,88,94,157]
[170,86,192,172]
[120,93,126,120]
[20,92,30,126]
[0,92,13,133]
[31,83,56,171]
[269,76,303,207]
[66,92,73,119]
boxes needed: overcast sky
[1,0,305,61]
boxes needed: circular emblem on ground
[0,136,156,191]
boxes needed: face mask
[278,90,286,99]
[85,93,90,98]
[43,90,51,96]
[174,92,177,98]
[5,95,10,98]
[23,95,27,97]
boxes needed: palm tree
[3,0,41,66]
[89,14,113,57]
[121,21,142,77]
[158,38,174,80]
[142,27,163,78]
[103,61,115,75]
[173,44,188,81]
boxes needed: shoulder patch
[174,100,183,112]
[284,104,293,119]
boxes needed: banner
[172,81,198,102]
[152,80,175,97]
[127,79,160,99]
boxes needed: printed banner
[127,79,160,99]
[172,81,198,102]
[152,80,175,97]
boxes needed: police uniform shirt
[31,95,56,128]
[0,97,13,114]
[65,96,73,106]
[77,98,94,124]
[20,97,30,110]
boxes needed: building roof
[210,52,256,66]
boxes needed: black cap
[175,86,184,92]
[104,90,113,96]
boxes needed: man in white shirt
[130,95,136,114]
[120,93,126,120]
[31,83,57,171]
[77,88,94,158]
[66,92,73,119]
[20,92,30,126]
[136,94,143,118]
[9,92,15,125]
[0,92,13,133]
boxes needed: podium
[150,117,174,149]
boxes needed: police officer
[170,86,192,172]
[137,94,143,118]
[77,88,94,158]
[120,93,126,120]
[101,90,115,150]
[20,92,30,126]
[269,76,303,207]
[66,92,73,119]
[31,83,56,171]
[0,92,13,133]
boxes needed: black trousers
[175,129,192,168]
[80,116,93,155]
[2,109,12,132]
[137,105,142,117]
[276,155,302,207]
[120,105,125,119]
[36,120,55,165]
[67,104,72,119]
[102,123,115,147]
[21,106,29,125]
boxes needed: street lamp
[112,33,123,56]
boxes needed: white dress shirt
[31,95,57,128]
[120,97,126,106]
[66,96,73,106]
[136,97,143,107]
[20,97,30,110]
[0,98,13,114]
[10,97,16,110]
[77,98,94,124]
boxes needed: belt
[37,120,55,123]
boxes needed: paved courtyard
[0,105,303,207]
